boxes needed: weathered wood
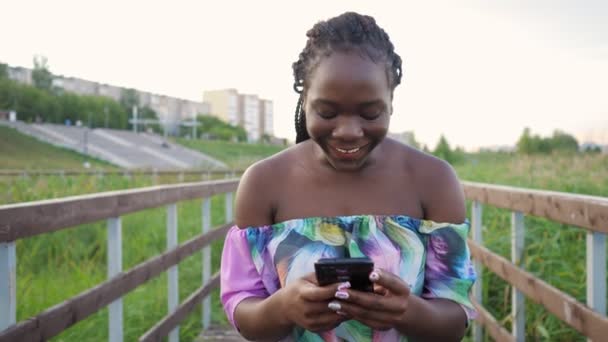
[0,169,243,177]
[139,274,220,342]
[0,180,238,242]
[511,211,525,342]
[462,182,608,234]
[471,201,483,342]
[0,242,16,330]
[468,240,608,340]
[107,217,123,342]
[471,299,514,342]
[0,223,231,342]
[166,204,179,342]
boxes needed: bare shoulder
[234,144,300,228]
[401,143,466,223]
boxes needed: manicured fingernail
[336,310,347,316]
[337,281,351,290]
[369,271,380,281]
[328,301,341,311]
[335,291,349,299]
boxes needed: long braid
[294,95,310,143]
[291,12,403,143]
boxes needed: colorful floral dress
[220,215,476,341]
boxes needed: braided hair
[292,12,403,143]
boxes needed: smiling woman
[220,12,476,341]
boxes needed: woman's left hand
[330,268,411,330]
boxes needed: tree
[433,135,454,163]
[516,127,534,154]
[195,114,247,141]
[31,55,54,90]
[0,63,8,79]
[516,128,579,154]
[120,88,139,110]
[549,130,578,152]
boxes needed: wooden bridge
[0,178,607,341]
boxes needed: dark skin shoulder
[234,142,306,228]
[402,145,467,223]
[235,137,465,228]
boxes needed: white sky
[2,0,607,150]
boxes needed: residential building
[239,94,261,142]
[5,64,210,125]
[203,89,239,125]
[259,99,274,137]
[203,89,274,142]
[7,67,32,85]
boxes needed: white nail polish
[328,301,341,311]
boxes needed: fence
[0,179,239,341]
[463,181,608,341]
[1,180,607,341]
[0,169,242,181]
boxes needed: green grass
[3,147,607,341]
[175,138,285,169]
[0,125,115,170]
[454,152,608,341]
[8,174,231,341]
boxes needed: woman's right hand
[279,272,348,333]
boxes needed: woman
[221,12,476,341]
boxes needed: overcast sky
[2,0,607,150]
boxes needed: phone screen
[314,257,374,292]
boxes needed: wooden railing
[462,181,608,341]
[1,180,607,341]
[0,169,243,183]
[0,179,239,342]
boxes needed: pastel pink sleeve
[220,226,269,329]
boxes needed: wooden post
[0,242,16,331]
[167,204,179,342]
[512,212,525,342]
[472,201,483,342]
[107,217,123,342]
[201,198,211,330]
[587,231,606,342]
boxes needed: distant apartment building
[239,94,261,142]
[7,66,32,84]
[203,89,239,125]
[259,99,274,138]
[203,89,274,142]
[6,65,210,125]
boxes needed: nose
[332,116,363,141]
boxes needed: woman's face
[304,50,392,172]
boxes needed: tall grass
[3,174,231,341]
[454,152,608,341]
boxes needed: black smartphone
[314,257,374,292]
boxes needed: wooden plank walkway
[195,325,247,342]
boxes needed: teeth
[335,147,361,154]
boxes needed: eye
[360,111,383,121]
[316,110,337,119]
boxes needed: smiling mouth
[334,146,361,154]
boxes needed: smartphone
[314,257,374,292]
